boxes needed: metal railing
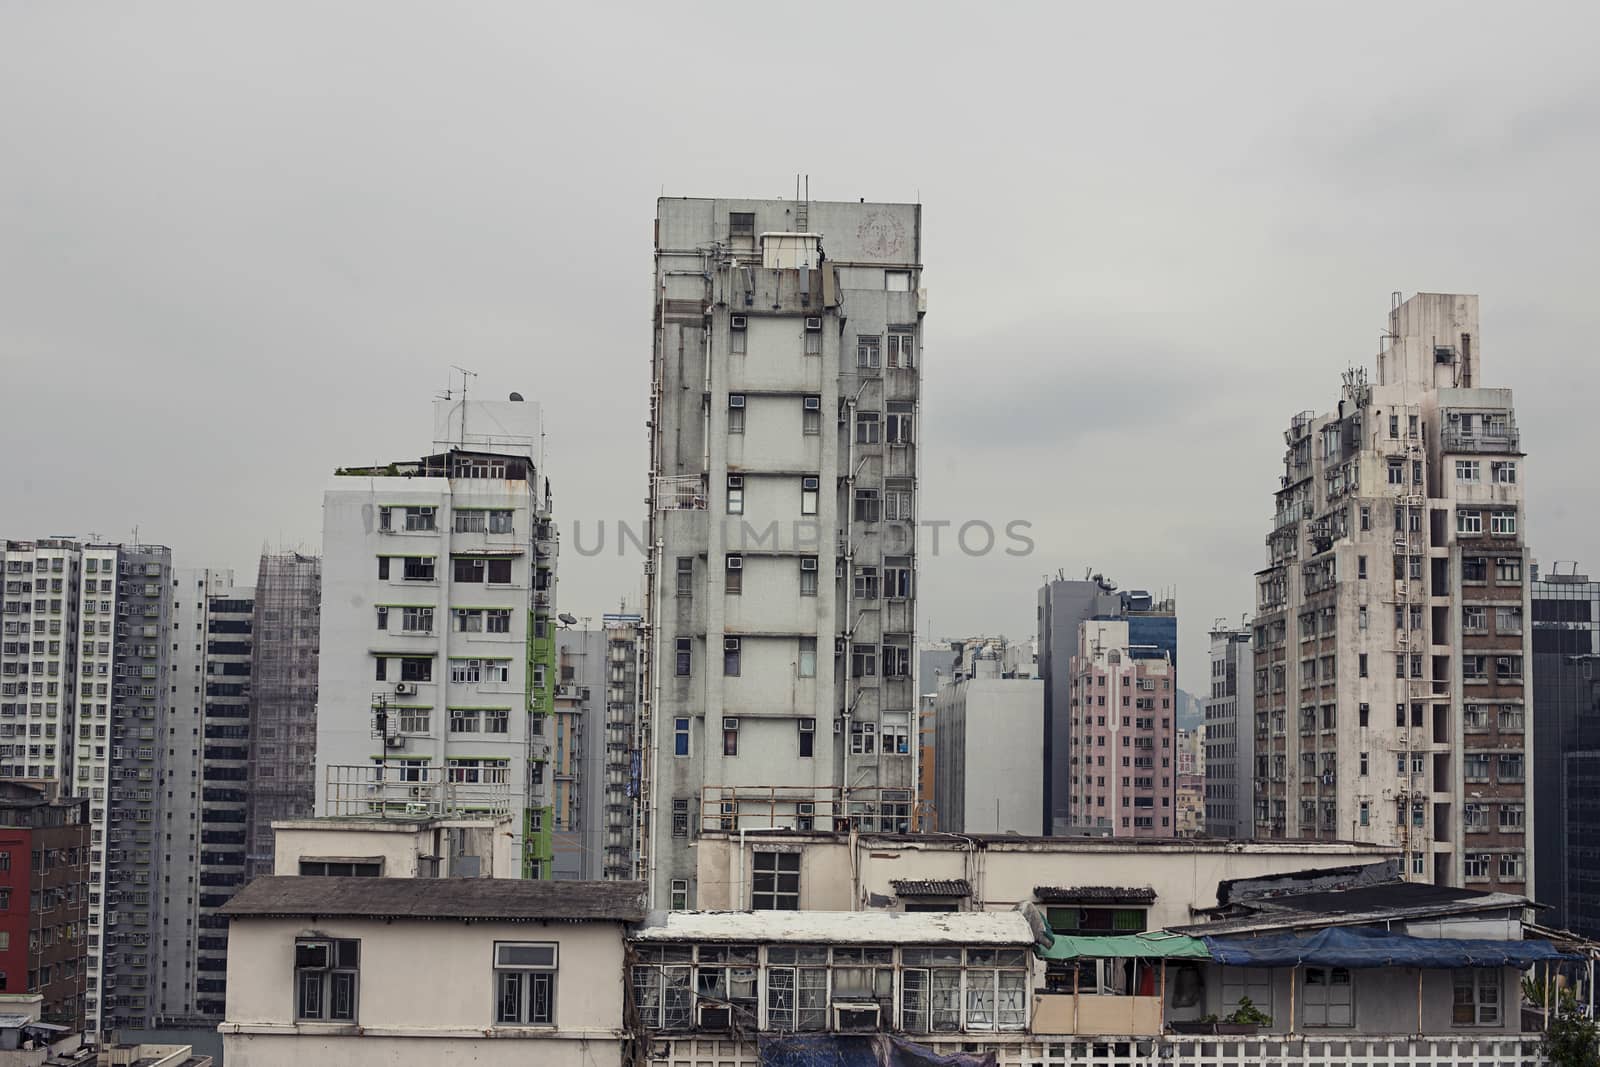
[656,475,707,511]
[324,762,512,818]
[699,785,913,833]
[1442,429,1520,454]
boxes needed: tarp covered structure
[759,1035,995,1067]
[1035,932,1210,961]
[1202,926,1576,968]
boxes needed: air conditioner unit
[1497,657,1513,669]
[295,940,333,970]
[833,1003,881,1031]
[804,396,821,411]
[797,802,815,815]
[798,718,815,733]
[730,315,748,330]
[802,476,819,491]
[729,395,746,409]
[801,558,818,572]
[725,638,741,651]
[726,557,742,571]
[384,735,406,749]
[697,1002,734,1031]
[805,317,822,331]
[394,682,417,696]
[722,717,739,730]
[728,475,744,488]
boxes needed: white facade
[1202,625,1253,839]
[933,678,1044,834]
[316,399,559,877]
[645,198,925,907]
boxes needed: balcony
[323,762,512,818]
[655,476,707,511]
[1442,429,1520,455]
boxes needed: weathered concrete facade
[644,198,924,907]
[1204,624,1254,839]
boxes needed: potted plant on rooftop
[1216,996,1273,1035]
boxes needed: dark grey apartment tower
[1531,564,1600,936]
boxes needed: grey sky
[3,2,1598,694]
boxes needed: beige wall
[272,817,518,878]
[221,916,626,1066]
[695,835,1398,929]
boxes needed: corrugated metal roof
[632,910,1034,945]
[890,879,972,898]
[1033,886,1156,904]
[222,876,646,922]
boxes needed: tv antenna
[442,366,477,444]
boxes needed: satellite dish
[508,392,525,402]
[558,613,578,626]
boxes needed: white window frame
[494,941,557,1026]
[1302,966,1353,1027]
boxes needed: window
[798,638,816,678]
[1499,803,1525,830]
[401,557,434,582]
[725,556,742,596]
[454,608,483,632]
[857,335,881,371]
[1389,414,1399,438]
[800,476,819,516]
[1464,703,1488,730]
[397,709,430,734]
[296,938,359,1022]
[729,212,755,238]
[1358,654,1368,678]
[1455,460,1480,482]
[451,659,508,684]
[804,319,822,355]
[797,717,816,758]
[854,489,881,523]
[1452,969,1500,1026]
[299,860,382,876]
[401,607,433,633]
[1387,460,1404,485]
[1463,556,1487,582]
[1359,506,1371,531]
[670,880,690,911]
[375,605,389,630]
[799,558,818,597]
[887,331,914,368]
[1358,801,1369,825]
[399,657,432,682]
[1464,655,1487,682]
[802,396,821,434]
[723,719,739,756]
[1457,510,1482,535]
[724,638,741,676]
[1496,557,1522,582]
[450,708,483,733]
[1496,655,1523,682]
[752,851,799,910]
[495,942,557,1026]
[855,412,880,444]
[1462,605,1486,631]
[726,476,744,516]
[675,638,691,676]
[1495,606,1522,634]
[727,395,745,435]
[852,644,877,678]
[1490,511,1517,536]
[730,317,747,355]
[1357,555,1367,579]
[854,566,879,601]
[1464,753,1490,781]
[671,798,690,839]
[884,270,912,292]
[1302,967,1353,1027]
[403,506,437,531]
[1498,753,1524,782]
[676,557,693,597]
[1492,462,1516,484]
[674,717,689,757]
[486,609,510,633]
[1464,852,1491,880]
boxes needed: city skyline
[7,5,1600,697]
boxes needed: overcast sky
[4,2,1598,694]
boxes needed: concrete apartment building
[1251,293,1531,893]
[1038,575,1176,835]
[316,399,558,878]
[933,677,1043,834]
[0,783,90,1030]
[644,197,924,907]
[1203,623,1254,839]
[1531,563,1600,936]
[1063,618,1180,837]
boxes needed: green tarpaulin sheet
[1035,932,1210,961]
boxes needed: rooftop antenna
[450,365,477,445]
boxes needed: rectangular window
[726,476,744,515]
[1455,460,1480,482]
[855,411,880,444]
[852,644,877,678]
[1452,969,1500,1026]
[853,489,881,523]
[296,938,359,1022]
[450,708,481,733]
[730,318,747,355]
[1497,655,1524,682]
[399,657,432,682]
[800,476,819,516]
[802,396,821,434]
[675,638,691,677]
[1388,461,1404,485]
[494,942,557,1026]
[1492,462,1516,484]
[799,558,818,597]
[403,506,437,531]
[401,607,433,633]
[670,880,690,911]
[752,851,800,910]
[1463,556,1487,581]
[676,557,693,597]
[375,605,389,630]
[486,609,510,633]
[887,331,915,369]
[454,510,486,533]
[728,395,745,435]
[854,566,879,601]
[1457,510,1482,535]
[402,557,435,582]
[673,717,689,757]
[1464,852,1491,880]
[723,718,739,756]
[1499,803,1525,830]
[1498,753,1524,782]
[798,717,815,757]
[454,608,483,632]
[798,638,816,678]
[454,557,485,583]
[398,709,430,734]
[1495,557,1522,582]
[884,271,912,292]
[857,335,881,371]
[729,212,755,238]
[1302,967,1353,1027]
[1495,607,1523,634]
[1464,753,1490,781]
[1462,605,1486,631]
[725,556,742,596]
[1491,511,1517,536]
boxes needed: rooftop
[1174,880,1528,937]
[222,876,646,923]
[1034,886,1157,905]
[632,910,1034,945]
[890,879,972,898]
[707,830,1397,855]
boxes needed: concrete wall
[221,917,627,1067]
[272,817,518,878]
[934,678,1043,834]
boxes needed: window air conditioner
[1497,657,1512,670]
[729,395,746,409]
[801,558,818,572]
[805,317,822,331]
[798,719,815,733]
[833,1003,881,1030]
[797,802,815,815]
[726,557,742,571]
[728,475,744,488]
[697,1002,734,1031]
[394,682,417,696]
[802,476,819,491]
[804,396,821,411]
[724,638,741,651]
[722,717,739,731]
[730,316,748,330]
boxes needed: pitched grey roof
[1033,885,1157,904]
[221,876,646,923]
[891,879,972,898]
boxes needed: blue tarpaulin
[1203,927,1574,968]
[759,1035,995,1067]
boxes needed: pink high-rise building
[1065,618,1179,836]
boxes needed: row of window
[725,397,915,445]
[376,556,519,584]
[671,716,912,760]
[722,479,912,523]
[375,606,513,634]
[671,637,912,680]
[1456,510,1518,537]
[295,938,555,1025]
[372,656,512,684]
[377,506,517,534]
[1454,460,1517,484]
